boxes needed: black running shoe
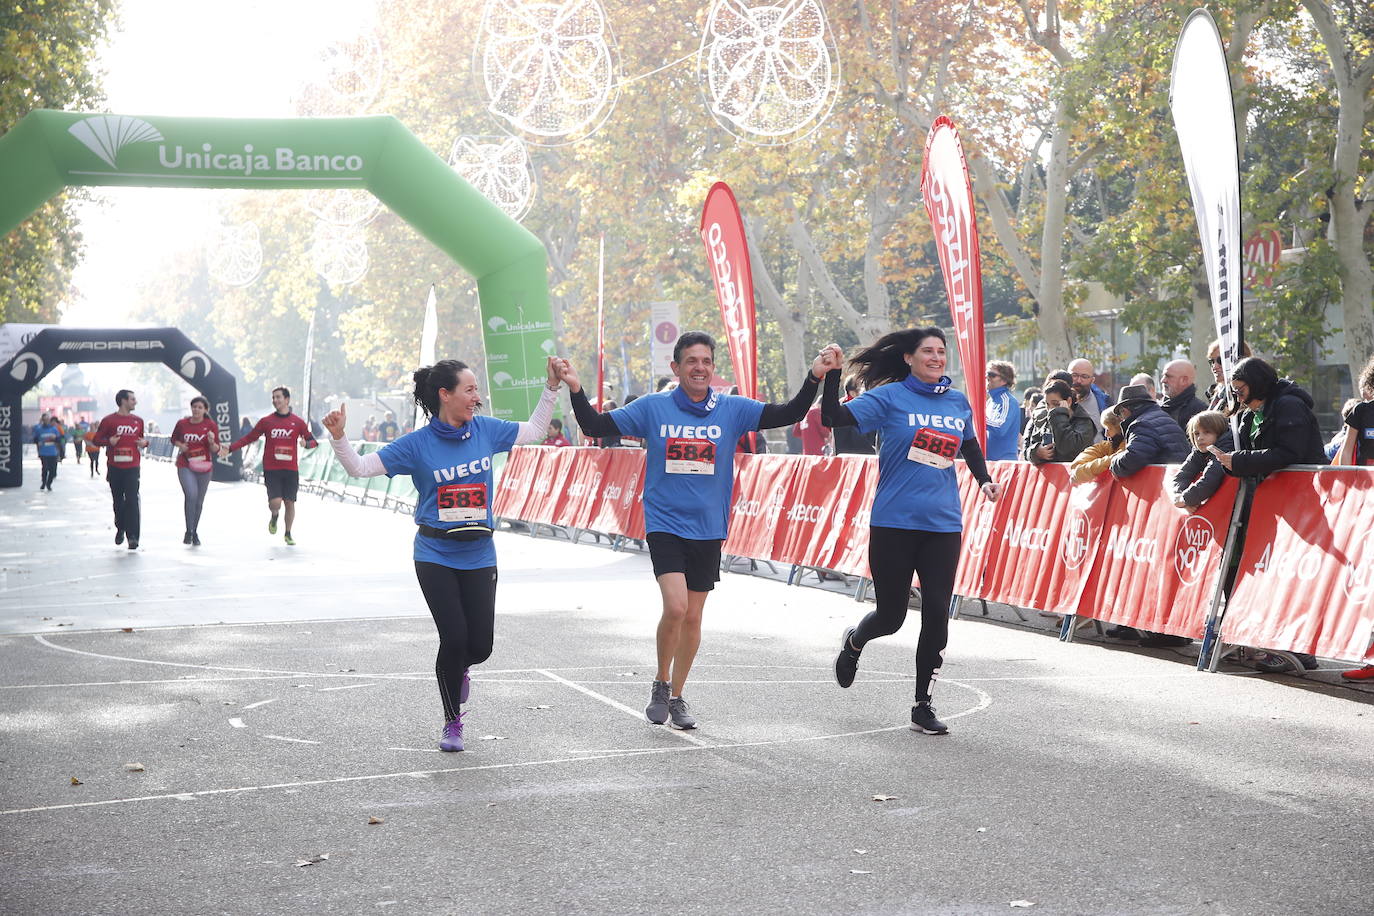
[910,702,949,735]
[834,626,861,688]
[115,529,124,545]
[127,538,138,551]
[191,533,201,547]
[183,532,193,545]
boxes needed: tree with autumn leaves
[74,0,1374,403]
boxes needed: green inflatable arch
[0,109,552,421]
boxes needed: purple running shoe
[439,713,466,752]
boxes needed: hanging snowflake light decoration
[479,0,619,143]
[296,30,385,117]
[303,187,382,226]
[206,222,263,288]
[310,220,369,287]
[449,135,536,221]
[699,0,840,145]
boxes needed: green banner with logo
[0,110,551,420]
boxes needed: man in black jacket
[1160,359,1207,432]
[1109,384,1191,478]
[1213,357,1327,478]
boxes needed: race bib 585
[907,427,960,469]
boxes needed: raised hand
[545,355,563,389]
[810,344,844,378]
[556,358,582,393]
[324,402,348,440]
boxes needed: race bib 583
[437,482,488,522]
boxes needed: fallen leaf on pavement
[478,735,508,741]
[1010,901,1035,908]
[121,628,134,633]
[872,795,897,802]
[853,849,868,855]
[976,827,987,833]
[523,705,553,710]
[367,816,384,825]
[124,763,145,772]
[294,854,330,867]
[850,870,872,875]
[70,777,82,786]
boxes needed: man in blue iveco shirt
[562,332,838,729]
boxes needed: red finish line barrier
[1223,469,1374,662]
[494,448,1374,663]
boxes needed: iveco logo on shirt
[659,424,722,439]
[433,457,493,482]
[59,340,165,351]
[907,413,966,431]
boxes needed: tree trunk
[746,219,805,392]
[1035,97,1076,369]
[1329,77,1374,384]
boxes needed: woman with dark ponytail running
[821,328,1000,735]
[324,357,560,752]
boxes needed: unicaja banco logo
[68,116,164,168]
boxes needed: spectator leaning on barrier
[1326,399,1359,461]
[1019,387,1042,437]
[1129,372,1158,401]
[1204,338,1254,410]
[1109,384,1191,479]
[1021,380,1096,464]
[1335,353,1374,467]
[1160,359,1208,433]
[542,418,571,447]
[1068,358,1109,439]
[1070,406,1124,483]
[1211,357,1327,479]
[1170,411,1233,508]
[984,360,1022,461]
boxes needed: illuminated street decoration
[449,135,535,221]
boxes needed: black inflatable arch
[0,327,240,486]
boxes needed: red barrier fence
[495,447,1374,663]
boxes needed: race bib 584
[665,437,716,475]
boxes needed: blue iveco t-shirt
[846,383,975,533]
[378,416,520,570]
[985,386,1022,461]
[34,423,62,458]
[610,390,765,540]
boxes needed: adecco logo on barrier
[1342,536,1374,602]
[1061,508,1094,569]
[967,502,995,556]
[1173,515,1216,586]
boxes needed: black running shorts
[646,531,722,593]
[263,469,300,501]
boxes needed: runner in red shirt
[91,389,148,549]
[227,386,318,545]
[172,396,228,547]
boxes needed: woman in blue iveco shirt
[822,328,1001,736]
[324,357,560,752]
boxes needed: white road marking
[262,735,321,745]
[316,683,379,693]
[241,699,278,711]
[536,669,713,749]
[228,718,245,729]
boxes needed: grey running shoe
[834,626,861,688]
[645,680,670,725]
[667,696,697,730]
[910,702,949,735]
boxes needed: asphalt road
[2,455,1371,915]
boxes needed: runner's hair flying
[848,326,946,390]
[413,359,470,418]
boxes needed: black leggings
[414,562,498,722]
[39,455,58,488]
[854,526,962,703]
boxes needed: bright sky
[64,0,378,328]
